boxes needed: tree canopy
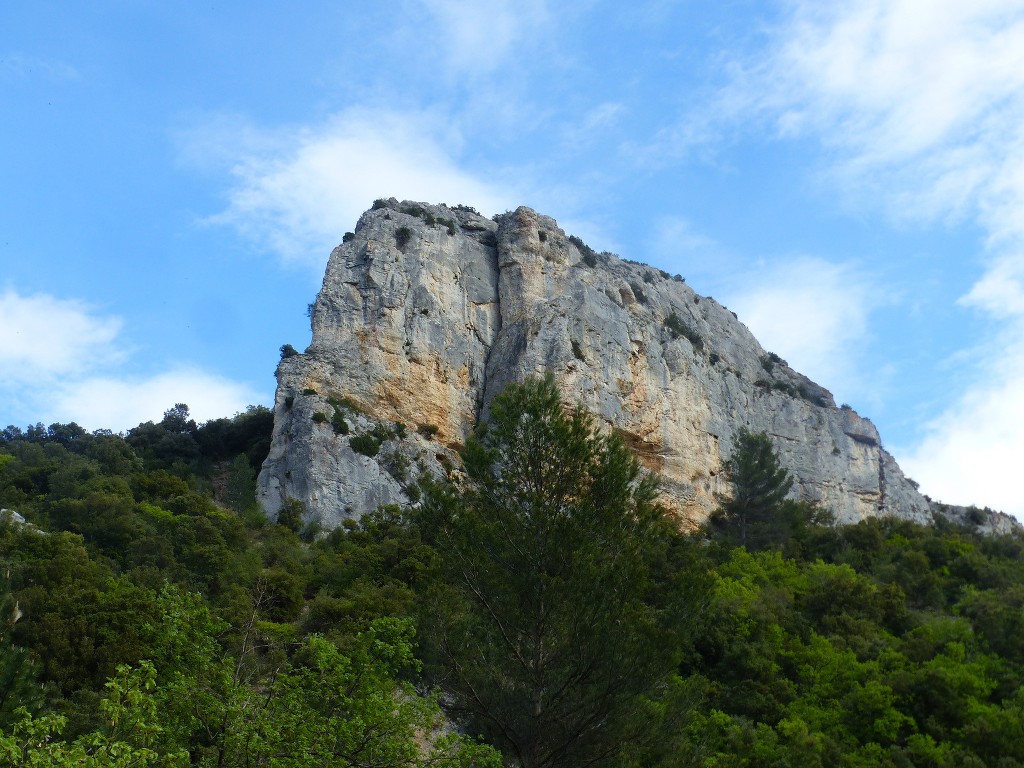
[417,375,700,768]
[3,390,1024,766]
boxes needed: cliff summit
[257,199,1016,535]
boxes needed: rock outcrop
[257,200,1009,533]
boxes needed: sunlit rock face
[257,199,944,531]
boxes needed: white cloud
[194,108,517,268]
[726,257,879,402]
[49,369,262,433]
[560,102,625,149]
[897,331,1024,518]
[702,0,1024,517]
[0,288,260,432]
[765,2,1024,240]
[0,288,123,382]
[419,0,550,77]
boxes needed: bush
[328,396,363,415]
[629,282,648,304]
[760,352,784,373]
[331,411,349,435]
[381,448,410,482]
[312,412,328,425]
[349,434,381,457]
[568,234,596,264]
[342,231,355,243]
[664,312,703,351]
[279,344,299,359]
[371,198,389,210]
[395,226,413,249]
[417,424,440,438]
[571,339,586,361]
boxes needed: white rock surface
[257,200,1014,533]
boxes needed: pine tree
[418,375,694,768]
[714,428,794,548]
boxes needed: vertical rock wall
[258,200,934,530]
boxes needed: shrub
[568,234,596,264]
[405,482,422,502]
[284,396,294,409]
[328,396,363,415]
[629,282,648,304]
[371,198,388,210]
[349,433,381,457]
[538,230,548,242]
[673,274,685,282]
[279,344,299,359]
[331,412,349,435]
[663,312,703,350]
[394,422,407,439]
[312,412,328,425]
[342,231,355,243]
[302,388,318,396]
[571,339,586,362]
[642,272,656,285]
[418,424,440,438]
[370,422,393,443]
[381,448,410,482]
[760,352,783,373]
[395,226,413,249]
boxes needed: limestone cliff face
[257,200,948,531]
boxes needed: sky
[3,1,1024,518]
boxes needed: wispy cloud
[1,52,80,82]
[0,289,123,382]
[186,108,517,268]
[726,257,881,404]
[897,333,1024,518]
[560,102,625,150]
[0,288,259,432]
[762,2,1024,239]
[419,0,551,78]
[683,0,1024,515]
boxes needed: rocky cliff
[257,199,1011,533]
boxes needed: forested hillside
[2,385,1023,766]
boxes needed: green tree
[0,662,188,767]
[713,428,794,549]
[0,569,43,730]
[418,375,694,768]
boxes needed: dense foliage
[416,376,702,768]
[2,389,1024,766]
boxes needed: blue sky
[4,1,1024,518]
